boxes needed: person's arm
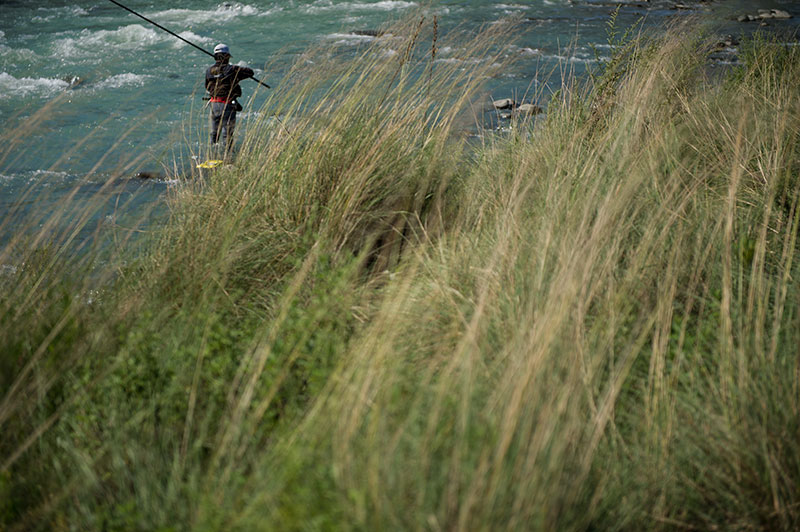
[233,65,255,81]
[205,74,215,93]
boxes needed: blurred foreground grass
[1,18,799,531]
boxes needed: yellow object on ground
[197,159,224,169]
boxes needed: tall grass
[1,17,799,531]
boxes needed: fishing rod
[105,0,271,89]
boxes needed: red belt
[209,97,231,103]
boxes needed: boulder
[515,103,543,116]
[723,35,740,47]
[712,34,739,51]
[739,9,792,22]
[134,171,162,180]
[64,76,84,89]
[492,98,515,110]
[352,29,385,37]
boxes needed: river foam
[147,3,263,26]
[53,25,164,56]
[94,73,153,90]
[32,6,90,23]
[0,72,68,99]
[304,1,417,14]
[325,32,380,45]
[52,25,213,57]
[0,44,40,63]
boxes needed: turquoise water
[0,0,797,247]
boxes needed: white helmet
[213,43,230,56]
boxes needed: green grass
[1,18,799,531]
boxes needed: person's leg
[210,102,224,145]
[221,104,237,159]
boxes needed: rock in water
[64,76,84,89]
[739,9,792,22]
[352,29,385,37]
[492,98,515,110]
[134,171,162,179]
[712,34,739,51]
[516,103,543,116]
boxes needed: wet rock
[739,9,792,22]
[712,34,739,51]
[723,35,739,47]
[64,76,85,89]
[492,98,515,110]
[515,103,543,116]
[525,16,571,24]
[759,9,791,20]
[572,1,649,8]
[352,29,385,37]
[134,171,162,180]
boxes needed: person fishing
[104,1,272,165]
[205,43,254,158]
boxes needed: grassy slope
[1,19,799,531]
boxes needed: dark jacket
[205,61,254,101]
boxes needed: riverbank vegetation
[1,17,799,531]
